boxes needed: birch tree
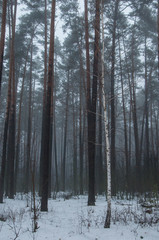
[101,3,111,228]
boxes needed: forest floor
[0,193,159,240]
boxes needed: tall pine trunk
[118,38,129,193]
[41,0,56,211]
[84,0,91,199]
[96,91,103,195]
[25,42,33,193]
[53,112,59,192]
[62,76,69,192]
[39,0,48,197]
[110,0,119,196]
[15,42,31,193]
[79,75,84,195]
[85,0,100,206]
[72,93,77,195]
[0,0,7,95]
[0,61,12,202]
[144,38,149,174]
[7,0,17,199]
[131,31,140,193]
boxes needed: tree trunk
[118,38,129,193]
[101,5,111,228]
[96,85,103,194]
[15,42,31,193]
[25,42,33,194]
[110,0,120,196]
[62,75,69,192]
[72,93,77,195]
[84,0,91,199]
[48,65,54,198]
[102,47,111,228]
[41,0,56,212]
[39,0,48,197]
[7,0,17,199]
[85,0,100,206]
[78,36,85,195]
[0,0,7,96]
[0,73,11,202]
[54,112,59,192]
[122,34,134,193]
[144,38,149,173]
[79,76,84,195]
[131,31,140,193]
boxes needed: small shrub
[7,208,25,240]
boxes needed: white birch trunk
[101,3,111,228]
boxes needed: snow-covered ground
[0,194,159,240]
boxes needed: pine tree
[0,0,7,96]
[41,0,56,212]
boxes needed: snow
[0,194,159,240]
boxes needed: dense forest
[0,0,159,224]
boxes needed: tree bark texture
[62,76,69,192]
[7,0,17,199]
[101,4,111,228]
[0,0,7,95]
[87,0,100,206]
[118,38,129,192]
[39,0,48,197]
[110,0,120,196]
[15,41,31,193]
[41,0,56,212]
[25,42,33,193]
[131,31,141,193]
